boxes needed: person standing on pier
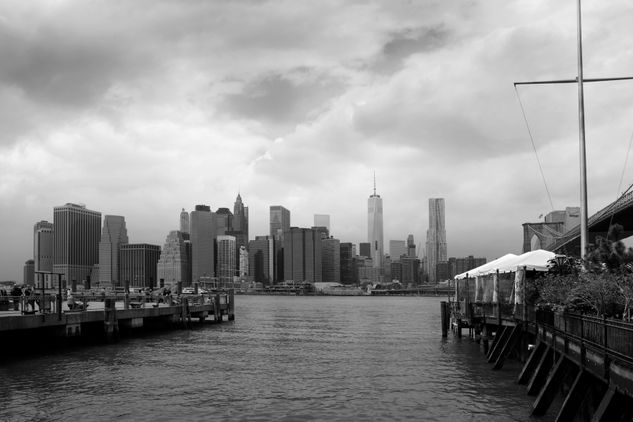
[10,285,21,311]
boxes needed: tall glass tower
[425,198,447,283]
[98,215,129,288]
[368,177,384,269]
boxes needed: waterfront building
[425,198,447,284]
[389,240,407,261]
[283,227,322,283]
[368,180,384,269]
[407,234,416,257]
[23,259,35,285]
[119,244,161,289]
[156,230,190,288]
[98,215,129,288]
[217,235,236,284]
[249,236,275,285]
[340,242,355,285]
[314,214,330,232]
[190,205,215,283]
[359,242,371,258]
[321,237,341,284]
[53,203,101,286]
[270,205,290,282]
[180,208,190,234]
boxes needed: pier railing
[535,309,633,364]
[0,291,228,315]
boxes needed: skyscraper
[249,236,275,285]
[180,208,190,234]
[368,178,384,269]
[98,215,129,288]
[270,205,290,282]
[232,193,249,243]
[283,227,322,283]
[217,235,236,284]
[407,234,416,257]
[214,207,233,236]
[321,237,341,283]
[190,205,215,283]
[426,198,447,283]
[339,242,356,285]
[53,203,101,286]
[270,206,290,240]
[33,220,54,273]
[156,230,190,288]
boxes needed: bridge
[549,191,633,255]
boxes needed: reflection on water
[0,296,541,421]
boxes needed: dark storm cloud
[219,70,344,130]
[372,26,450,74]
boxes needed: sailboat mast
[577,0,589,259]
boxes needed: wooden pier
[444,294,633,421]
[0,290,235,354]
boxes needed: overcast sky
[2,0,633,281]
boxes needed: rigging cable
[514,85,555,211]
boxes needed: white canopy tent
[454,250,555,280]
[454,253,517,280]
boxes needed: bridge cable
[606,130,633,232]
[514,85,555,212]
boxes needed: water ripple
[0,296,540,421]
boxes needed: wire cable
[514,85,555,211]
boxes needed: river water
[0,296,542,421]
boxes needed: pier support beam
[527,345,554,396]
[103,297,119,342]
[228,289,235,321]
[493,325,522,370]
[532,355,578,416]
[518,342,547,384]
[440,301,448,338]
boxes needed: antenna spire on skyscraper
[373,171,376,196]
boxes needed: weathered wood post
[103,297,119,342]
[228,289,235,321]
[124,280,130,310]
[441,301,448,338]
[57,273,63,321]
[215,293,222,322]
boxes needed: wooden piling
[440,301,448,338]
[228,289,235,321]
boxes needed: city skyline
[3,2,633,281]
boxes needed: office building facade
[53,203,101,286]
[217,235,236,283]
[157,230,191,288]
[180,208,190,234]
[190,205,215,282]
[98,215,129,288]
[425,198,447,283]
[283,227,322,283]
[249,236,275,285]
[389,240,407,261]
[119,243,161,289]
[33,220,54,274]
[321,237,341,283]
